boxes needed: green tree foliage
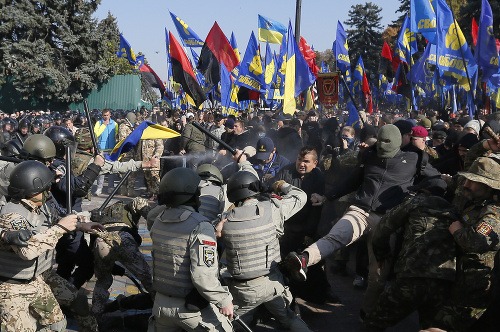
[393,0,410,26]
[97,12,134,76]
[458,0,500,45]
[0,0,117,110]
[315,49,335,71]
[344,2,383,77]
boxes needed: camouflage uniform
[434,202,500,331]
[0,200,98,332]
[136,139,163,195]
[425,145,439,159]
[433,157,500,332]
[364,193,458,329]
[91,197,154,317]
[118,121,136,196]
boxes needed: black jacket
[275,127,303,162]
[327,146,441,213]
[276,164,324,235]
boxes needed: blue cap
[255,137,274,160]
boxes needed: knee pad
[70,290,91,316]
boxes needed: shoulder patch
[476,222,493,236]
[0,213,31,231]
[202,240,216,246]
[199,245,216,267]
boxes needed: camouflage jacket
[96,197,151,229]
[372,193,458,281]
[136,139,163,170]
[118,122,135,161]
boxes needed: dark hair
[298,146,318,160]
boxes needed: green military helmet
[158,167,201,207]
[125,112,137,125]
[23,134,57,161]
[75,128,93,150]
[226,171,262,203]
[197,163,223,184]
[8,160,54,199]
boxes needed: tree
[97,12,134,76]
[0,0,116,110]
[392,0,410,26]
[457,0,500,45]
[344,2,383,77]
[315,49,335,71]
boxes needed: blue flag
[258,15,287,44]
[169,11,204,47]
[436,0,477,80]
[352,56,365,95]
[235,31,265,92]
[220,63,236,114]
[230,32,241,63]
[396,15,417,63]
[108,121,180,161]
[411,0,437,43]
[476,0,499,82]
[263,42,276,96]
[116,34,137,66]
[346,101,360,128]
[335,21,351,73]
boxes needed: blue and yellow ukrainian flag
[108,121,180,161]
[258,15,287,44]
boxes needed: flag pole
[446,0,478,121]
[340,73,366,127]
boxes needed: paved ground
[65,173,419,331]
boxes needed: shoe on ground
[93,190,102,197]
[353,275,367,289]
[283,252,308,282]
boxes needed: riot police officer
[147,167,234,331]
[218,157,311,331]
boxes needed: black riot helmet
[158,168,201,207]
[2,138,23,157]
[8,160,54,199]
[226,171,262,203]
[43,126,75,159]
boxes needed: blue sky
[94,0,402,81]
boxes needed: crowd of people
[0,104,499,332]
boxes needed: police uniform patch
[2,213,30,231]
[476,222,493,236]
[201,245,215,267]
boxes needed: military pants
[43,270,99,332]
[304,205,384,312]
[0,275,65,332]
[364,277,452,329]
[147,293,232,332]
[228,271,311,332]
[92,230,154,316]
[144,169,160,194]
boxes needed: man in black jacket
[276,146,331,304]
[284,124,441,313]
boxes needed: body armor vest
[222,200,281,280]
[0,202,53,280]
[150,207,207,297]
[198,180,224,221]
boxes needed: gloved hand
[3,230,32,247]
[90,209,104,223]
[272,180,289,194]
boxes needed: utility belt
[231,273,270,283]
[0,275,33,284]
[104,225,142,246]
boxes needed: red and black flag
[140,63,166,96]
[197,22,239,87]
[169,32,207,108]
[380,41,395,80]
